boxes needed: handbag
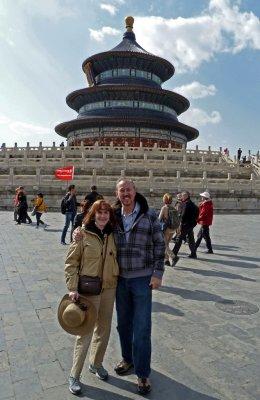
[78,234,109,296]
[31,207,37,216]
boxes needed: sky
[0,0,259,156]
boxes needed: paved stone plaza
[0,211,259,400]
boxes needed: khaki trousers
[164,227,175,261]
[70,287,116,378]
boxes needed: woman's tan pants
[164,228,175,261]
[70,287,116,378]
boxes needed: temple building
[55,16,199,148]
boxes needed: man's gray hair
[181,190,190,198]
[116,178,136,189]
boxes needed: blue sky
[0,0,259,156]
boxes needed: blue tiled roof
[110,31,151,54]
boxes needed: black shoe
[188,254,197,259]
[114,360,133,375]
[164,260,171,266]
[137,378,151,395]
[171,256,179,266]
[207,250,214,254]
[61,241,67,245]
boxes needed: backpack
[60,196,67,214]
[167,205,180,229]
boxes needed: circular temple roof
[82,17,174,82]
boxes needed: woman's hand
[72,227,83,242]
[69,291,79,302]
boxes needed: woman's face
[95,207,110,228]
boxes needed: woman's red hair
[83,199,115,227]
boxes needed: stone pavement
[0,211,259,400]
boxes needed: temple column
[36,167,41,186]
[8,167,14,186]
[92,169,97,185]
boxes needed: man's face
[71,188,76,195]
[116,181,136,207]
[181,192,189,202]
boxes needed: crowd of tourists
[12,180,214,396]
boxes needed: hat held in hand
[58,294,96,336]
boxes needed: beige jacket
[65,230,119,292]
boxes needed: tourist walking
[159,193,180,266]
[64,200,119,395]
[172,191,199,266]
[16,187,32,225]
[195,191,214,253]
[13,187,20,222]
[85,185,103,206]
[61,185,80,245]
[31,193,47,228]
[113,178,165,394]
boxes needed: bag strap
[78,232,109,278]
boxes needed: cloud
[18,0,78,21]
[174,81,217,99]
[0,113,58,146]
[133,0,260,72]
[89,26,121,42]
[180,108,222,127]
[100,3,118,16]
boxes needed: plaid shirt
[113,194,165,279]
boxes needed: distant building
[55,16,199,148]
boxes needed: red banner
[55,166,74,181]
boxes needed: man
[85,185,103,206]
[113,179,165,395]
[61,185,79,245]
[195,191,214,254]
[172,191,198,266]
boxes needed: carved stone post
[92,169,97,185]
[8,167,14,186]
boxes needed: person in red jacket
[195,191,214,254]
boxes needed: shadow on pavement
[210,244,240,251]
[103,370,220,400]
[201,257,259,269]
[44,228,62,232]
[159,286,223,302]
[152,301,185,316]
[175,267,256,282]
[210,253,260,264]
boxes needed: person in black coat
[72,200,91,233]
[172,191,199,266]
[85,186,103,205]
[16,188,32,225]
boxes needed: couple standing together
[63,178,165,395]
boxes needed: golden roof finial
[125,16,134,32]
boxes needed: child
[32,193,48,228]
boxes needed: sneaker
[164,260,171,267]
[137,378,152,395]
[68,376,82,395]
[61,241,67,245]
[207,249,214,254]
[171,256,179,267]
[89,364,108,380]
[114,359,134,375]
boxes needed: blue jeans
[61,212,75,243]
[116,275,152,378]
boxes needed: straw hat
[200,191,211,199]
[58,294,97,336]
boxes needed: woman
[72,199,91,233]
[159,193,179,266]
[64,200,119,396]
[16,188,32,225]
[195,191,214,254]
[32,193,47,228]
